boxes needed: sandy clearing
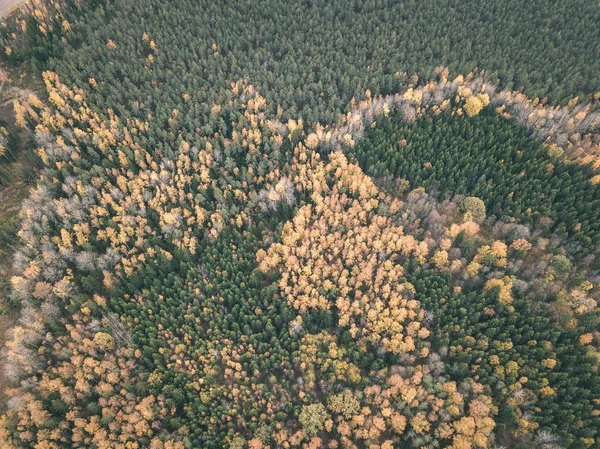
[0,0,21,18]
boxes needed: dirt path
[0,85,35,412]
[0,0,21,18]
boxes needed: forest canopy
[0,1,599,449]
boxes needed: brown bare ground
[0,0,21,18]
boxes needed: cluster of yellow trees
[259,150,501,448]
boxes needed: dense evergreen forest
[350,109,600,255]
[0,0,598,449]
[4,0,600,125]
